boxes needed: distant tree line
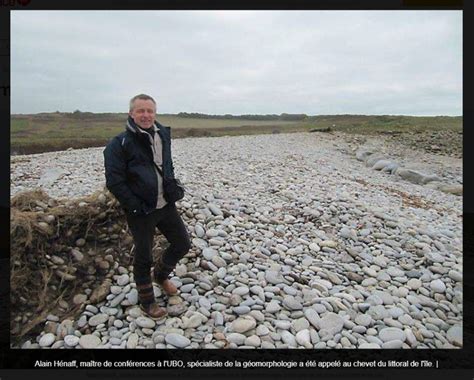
[68,110,122,119]
[176,112,309,121]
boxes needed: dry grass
[11,113,462,155]
[10,189,130,341]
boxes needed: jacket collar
[126,115,162,138]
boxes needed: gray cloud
[11,10,462,115]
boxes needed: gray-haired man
[104,94,191,319]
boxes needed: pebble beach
[11,131,463,349]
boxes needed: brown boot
[152,257,178,295]
[158,279,178,296]
[136,282,167,319]
[140,303,167,320]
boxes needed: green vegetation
[304,114,462,134]
[11,111,462,155]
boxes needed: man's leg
[153,204,191,289]
[127,212,167,318]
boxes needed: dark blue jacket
[103,116,175,215]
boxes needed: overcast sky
[11,11,462,116]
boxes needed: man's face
[129,99,156,129]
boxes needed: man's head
[129,94,156,129]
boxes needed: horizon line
[10,112,463,117]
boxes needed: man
[104,94,191,319]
